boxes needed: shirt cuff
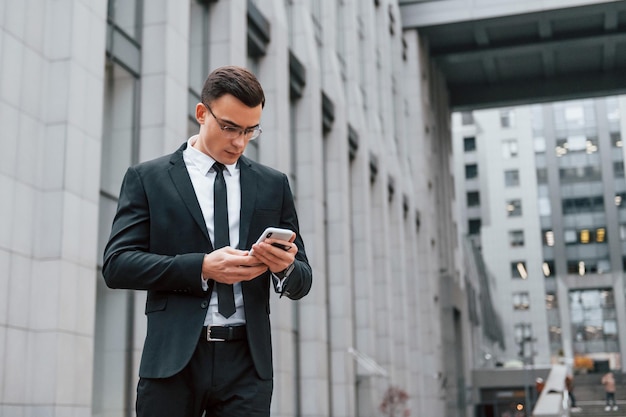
[272,273,286,292]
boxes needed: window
[461,112,474,125]
[511,261,528,279]
[563,227,607,244]
[463,136,476,152]
[500,109,515,128]
[465,164,478,179]
[569,289,618,354]
[534,136,546,153]
[538,197,551,216]
[514,322,533,343]
[543,260,555,277]
[559,166,602,183]
[468,219,481,235]
[504,170,520,187]
[555,135,599,156]
[502,139,518,158]
[567,259,610,275]
[509,230,524,247]
[536,168,548,184]
[611,132,622,148]
[513,292,530,310]
[546,292,558,309]
[564,229,577,244]
[467,191,480,207]
[506,199,522,217]
[614,161,624,177]
[562,196,604,215]
[543,230,555,247]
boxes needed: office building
[453,97,626,372]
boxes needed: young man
[103,66,312,417]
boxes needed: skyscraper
[454,96,626,372]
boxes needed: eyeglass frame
[204,103,262,140]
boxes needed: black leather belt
[202,325,247,342]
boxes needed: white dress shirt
[183,136,246,327]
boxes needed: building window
[563,227,607,244]
[514,322,533,344]
[567,259,610,275]
[465,164,478,179]
[536,168,548,184]
[467,191,480,207]
[611,132,622,148]
[556,135,599,156]
[513,292,530,310]
[562,196,604,214]
[502,138,518,158]
[504,169,520,187]
[506,199,522,217]
[534,136,546,153]
[511,261,528,279]
[509,230,524,247]
[543,230,555,246]
[463,136,476,152]
[559,166,602,183]
[468,219,481,235]
[500,109,515,128]
[543,260,554,277]
[569,289,618,354]
[614,161,624,177]
[461,112,474,125]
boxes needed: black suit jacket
[103,142,312,380]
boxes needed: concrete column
[139,0,191,161]
[289,2,330,416]
[0,0,108,415]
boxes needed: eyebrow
[218,115,260,130]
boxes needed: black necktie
[213,162,236,317]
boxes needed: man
[566,373,581,412]
[103,66,312,417]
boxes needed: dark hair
[201,66,265,108]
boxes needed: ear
[196,103,207,124]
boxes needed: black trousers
[606,392,616,406]
[136,336,272,417]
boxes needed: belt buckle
[206,327,226,342]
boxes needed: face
[193,93,263,165]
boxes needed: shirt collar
[185,136,237,176]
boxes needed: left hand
[250,234,297,274]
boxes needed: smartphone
[250,227,295,254]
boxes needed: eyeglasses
[205,104,262,140]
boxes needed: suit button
[200,301,208,309]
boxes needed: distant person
[601,371,617,411]
[535,377,545,394]
[566,374,581,412]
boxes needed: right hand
[202,247,268,284]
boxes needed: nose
[232,133,247,148]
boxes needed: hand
[202,247,268,284]
[250,234,297,274]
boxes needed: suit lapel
[238,155,257,249]
[168,143,211,246]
